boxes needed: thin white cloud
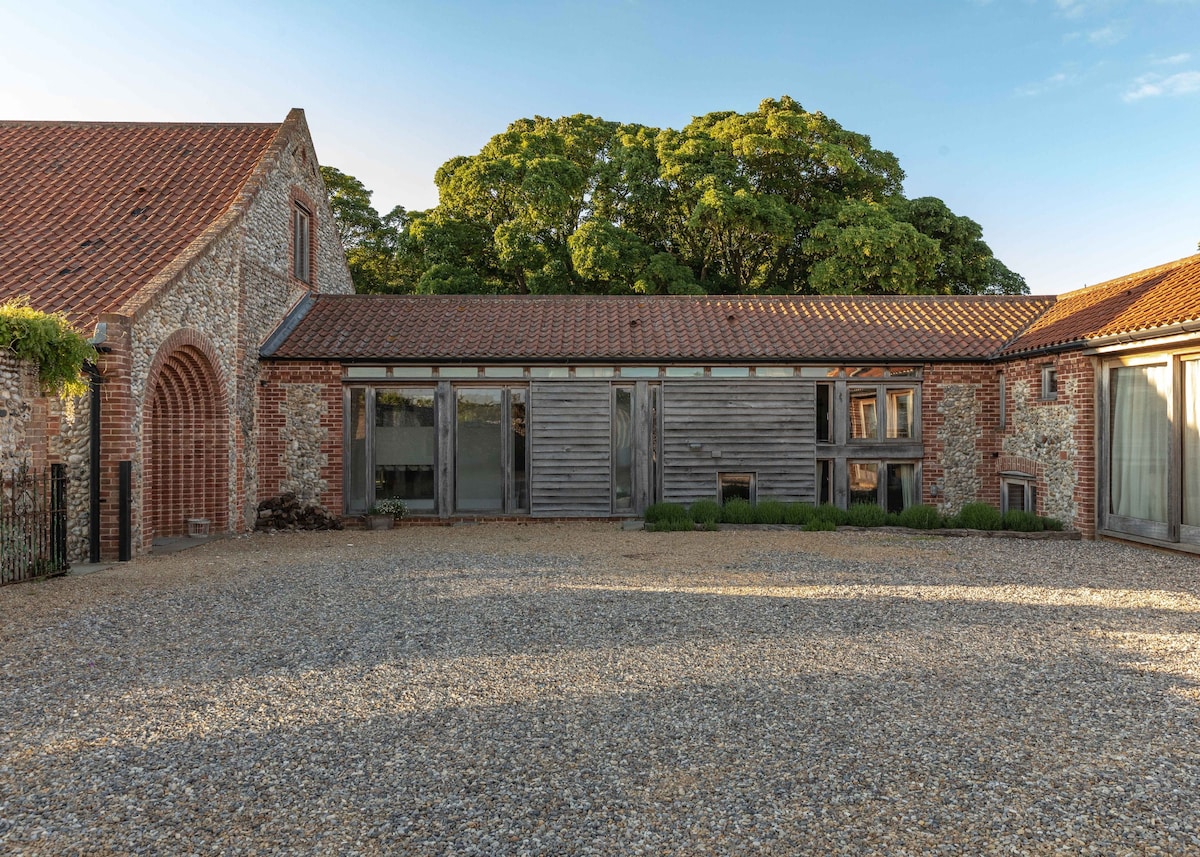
[1016,70,1078,97]
[1055,0,1088,18]
[1087,24,1124,45]
[1155,53,1192,65]
[1124,70,1200,101]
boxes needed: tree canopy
[322,97,1027,297]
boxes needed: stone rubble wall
[47,390,91,562]
[0,354,36,475]
[278,384,329,502]
[998,352,1095,534]
[934,383,983,516]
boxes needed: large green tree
[323,97,1027,297]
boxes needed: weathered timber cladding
[662,380,816,503]
[530,381,613,516]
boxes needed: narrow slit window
[293,203,312,283]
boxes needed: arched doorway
[144,342,228,540]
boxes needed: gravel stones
[2,525,1199,854]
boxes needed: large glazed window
[849,460,918,512]
[376,389,436,512]
[848,385,916,440]
[1109,363,1169,523]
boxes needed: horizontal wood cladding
[662,380,816,504]
[529,381,613,516]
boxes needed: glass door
[455,387,528,514]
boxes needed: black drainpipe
[82,362,102,563]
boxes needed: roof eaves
[260,294,317,357]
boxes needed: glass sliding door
[347,388,369,512]
[455,387,529,514]
[1109,363,1170,531]
[511,388,529,512]
[1183,361,1200,540]
[375,389,436,512]
[612,387,634,513]
[456,389,504,512]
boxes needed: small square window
[293,203,312,283]
[1001,474,1037,513]
[1041,365,1058,401]
[718,472,756,505]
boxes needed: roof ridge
[0,119,281,130]
[1055,252,1200,300]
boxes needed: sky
[2,0,1198,295]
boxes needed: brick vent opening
[146,345,228,539]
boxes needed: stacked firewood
[255,493,344,531]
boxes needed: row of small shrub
[644,499,1064,533]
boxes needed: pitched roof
[264,293,1054,363]
[1004,253,1200,355]
[0,116,289,328]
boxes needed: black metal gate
[1,464,68,585]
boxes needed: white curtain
[1185,362,1200,527]
[1110,364,1169,522]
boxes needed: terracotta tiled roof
[1004,253,1200,355]
[264,293,1054,363]
[0,118,284,328]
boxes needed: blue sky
[2,0,1197,294]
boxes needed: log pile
[255,493,344,531]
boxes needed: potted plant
[365,498,407,530]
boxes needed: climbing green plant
[0,298,95,396]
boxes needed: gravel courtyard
[2,524,1199,855]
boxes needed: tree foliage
[0,298,95,395]
[322,97,1027,296]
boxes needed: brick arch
[144,332,229,539]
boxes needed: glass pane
[754,366,793,378]
[664,366,704,377]
[885,463,916,514]
[1185,362,1200,527]
[816,384,832,443]
[511,389,528,512]
[347,388,368,512]
[1110,363,1169,522]
[390,366,433,378]
[612,388,633,512]
[456,389,503,511]
[439,366,478,378]
[575,366,614,378]
[799,367,839,378]
[849,387,879,439]
[886,389,915,439]
[345,366,387,378]
[710,366,750,378]
[484,366,525,378]
[818,460,832,505]
[849,461,878,506]
[619,366,659,378]
[529,366,569,378]
[375,389,436,512]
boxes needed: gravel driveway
[2,524,1199,855]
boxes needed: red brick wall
[95,315,137,558]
